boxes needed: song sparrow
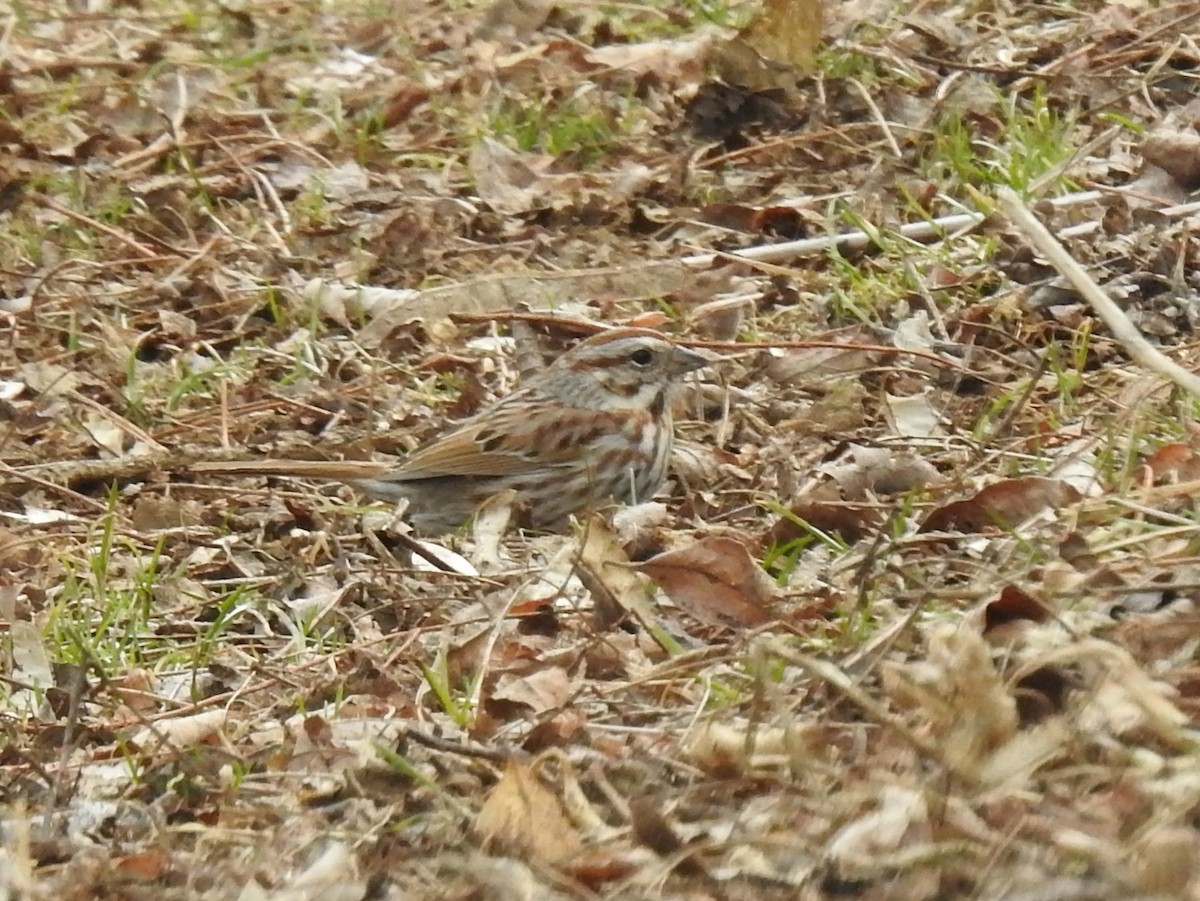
[195,328,709,532]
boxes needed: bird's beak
[670,345,713,376]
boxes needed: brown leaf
[114,849,169,881]
[379,84,430,129]
[698,201,762,232]
[921,477,1082,533]
[983,585,1052,634]
[476,759,582,865]
[0,525,38,567]
[522,708,587,753]
[1141,130,1200,191]
[633,536,775,628]
[766,482,880,546]
[689,296,752,341]
[764,330,883,385]
[468,137,548,215]
[1144,442,1200,482]
[492,666,574,715]
[565,853,638,888]
[698,203,804,237]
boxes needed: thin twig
[32,194,160,260]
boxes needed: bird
[193,327,709,533]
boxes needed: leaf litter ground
[5,0,1200,898]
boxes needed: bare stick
[995,187,1200,398]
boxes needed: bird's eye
[630,348,654,366]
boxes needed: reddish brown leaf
[626,311,671,330]
[1144,443,1200,482]
[302,714,333,745]
[633,536,775,628]
[698,202,762,232]
[566,853,638,887]
[697,202,804,237]
[921,477,1081,533]
[114,849,169,881]
[983,585,1052,634]
[379,84,430,129]
[766,496,879,546]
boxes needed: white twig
[995,186,1200,398]
[681,190,1105,268]
[681,212,983,268]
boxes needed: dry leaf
[1144,442,1200,482]
[983,585,1053,634]
[471,488,518,571]
[765,331,883,385]
[766,481,881,546]
[634,536,775,628]
[741,0,822,71]
[821,445,945,497]
[698,202,804,237]
[921,477,1082,533]
[114,849,169,882]
[715,0,822,91]
[1141,129,1200,190]
[130,709,228,751]
[476,759,582,864]
[689,296,753,341]
[881,625,1018,779]
[492,666,575,715]
[586,32,717,82]
[883,390,944,438]
[468,137,549,214]
[577,514,656,630]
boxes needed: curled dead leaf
[715,0,822,92]
[577,514,656,630]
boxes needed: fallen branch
[995,186,1200,398]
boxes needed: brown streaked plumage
[193,328,709,533]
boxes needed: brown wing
[388,402,578,481]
